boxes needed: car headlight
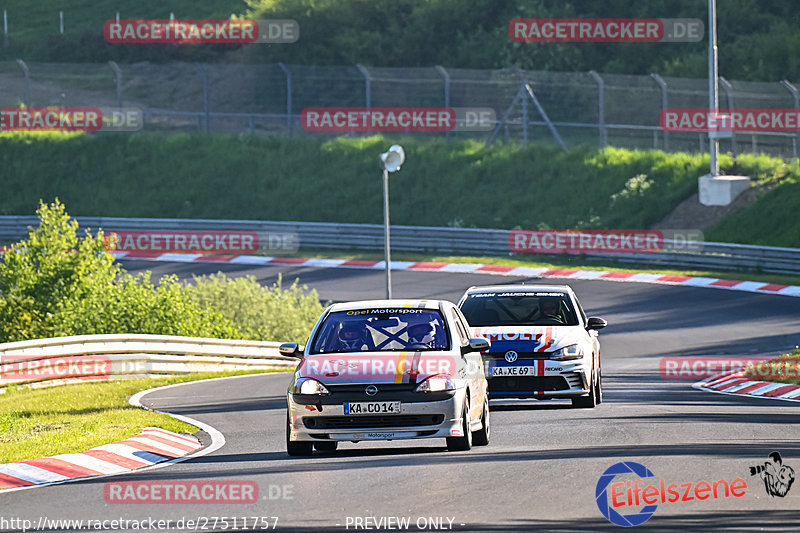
[551,344,584,361]
[415,374,456,393]
[291,378,330,395]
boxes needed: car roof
[328,299,446,312]
[463,284,572,295]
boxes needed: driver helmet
[338,322,367,350]
[405,315,438,346]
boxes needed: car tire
[572,368,598,408]
[314,441,338,452]
[446,398,472,451]
[286,414,313,457]
[472,399,490,446]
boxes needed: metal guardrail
[0,334,298,387]
[1,216,800,275]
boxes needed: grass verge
[0,369,289,465]
[740,350,800,386]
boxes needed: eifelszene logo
[749,452,795,497]
[596,461,748,527]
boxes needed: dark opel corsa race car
[280,299,490,455]
[458,284,607,407]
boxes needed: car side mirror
[462,337,490,354]
[587,317,608,330]
[279,342,304,358]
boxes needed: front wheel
[594,367,603,405]
[446,398,472,451]
[286,413,313,456]
[472,399,490,446]
[572,369,598,408]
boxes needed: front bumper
[485,358,590,399]
[287,390,466,442]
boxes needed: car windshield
[460,292,579,326]
[310,308,450,353]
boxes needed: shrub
[187,273,324,344]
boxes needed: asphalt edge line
[0,373,270,495]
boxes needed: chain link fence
[1,60,798,156]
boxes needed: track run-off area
[3,259,800,532]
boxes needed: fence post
[3,10,8,47]
[108,61,123,108]
[589,70,607,148]
[435,65,451,140]
[16,59,30,107]
[278,62,292,136]
[59,11,64,34]
[651,73,669,151]
[780,80,799,158]
[718,76,737,155]
[194,62,210,135]
[356,64,371,109]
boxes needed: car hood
[470,325,584,354]
[298,351,458,385]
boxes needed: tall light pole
[378,145,404,299]
[708,0,719,176]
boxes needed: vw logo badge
[504,350,518,363]
[365,385,379,396]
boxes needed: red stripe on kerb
[600,271,635,279]
[764,385,800,397]
[476,265,516,273]
[715,378,749,390]
[758,284,789,292]
[117,439,180,459]
[408,262,448,270]
[21,458,103,478]
[540,269,579,277]
[267,257,309,264]
[342,259,381,267]
[710,279,743,287]
[0,473,34,488]
[83,449,151,469]
[735,383,773,394]
[656,275,692,283]
[132,433,197,452]
[196,254,237,262]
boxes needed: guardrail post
[278,62,292,136]
[589,70,607,148]
[781,80,799,157]
[651,73,669,151]
[16,59,30,107]
[108,61,123,108]
[194,62,210,135]
[3,10,8,47]
[356,63,371,135]
[435,65,451,141]
[719,76,738,155]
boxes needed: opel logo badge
[365,385,379,396]
[504,350,518,363]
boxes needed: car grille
[303,414,445,430]
[483,352,552,360]
[488,376,569,393]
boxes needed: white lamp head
[379,144,405,172]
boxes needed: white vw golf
[280,299,491,456]
[458,285,606,407]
